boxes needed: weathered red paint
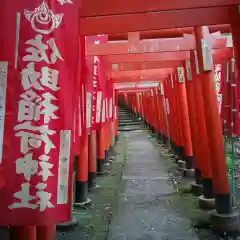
[80,7,230,35]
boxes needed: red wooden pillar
[157,85,164,142]
[168,76,176,151]
[141,93,145,122]
[103,122,108,164]
[146,93,151,129]
[194,26,233,218]
[88,130,97,189]
[114,103,119,142]
[155,88,163,141]
[149,91,154,131]
[172,73,184,158]
[175,66,194,170]
[190,50,213,198]
[152,89,158,132]
[75,39,91,206]
[97,125,106,174]
[136,93,140,117]
[184,60,202,183]
[165,79,173,145]
[105,120,110,162]
[168,76,178,152]
[152,89,156,132]
[75,134,90,205]
[141,93,145,123]
[143,93,148,127]
[10,226,36,240]
[133,93,137,117]
[230,6,240,78]
[37,226,55,240]
[161,82,169,144]
[164,79,172,145]
[147,92,150,127]
[148,92,151,128]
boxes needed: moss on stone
[57,134,127,240]
[149,133,211,231]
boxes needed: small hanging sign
[201,38,213,72]
[160,83,164,96]
[185,60,192,80]
[177,67,185,83]
[194,50,200,75]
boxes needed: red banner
[105,81,114,121]
[0,0,80,226]
[74,37,86,155]
[86,35,107,130]
[219,61,240,136]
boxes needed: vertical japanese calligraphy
[214,64,222,114]
[86,35,107,130]
[9,1,64,213]
[0,0,81,226]
[57,130,71,204]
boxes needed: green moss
[57,134,127,240]
[150,135,211,231]
[84,135,126,239]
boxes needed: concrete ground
[108,130,198,240]
[55,128,240,240]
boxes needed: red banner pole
[88,130,99,189]
[37,225,55,240]
[75,36,91,207]
[10,226,36,240]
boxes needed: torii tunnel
[1,1,240,239]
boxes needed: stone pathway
[108,130,198,240]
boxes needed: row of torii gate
[3,1,240,239]
[84,1,240,235]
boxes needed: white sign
[185,60,192,80]
[160,83,164,96]
[86,92,92,129]
[194,50,200,75]
[109,98,113,118]
[101,99,106,123]
[201,38,213,71]
[96,91,102,123]
[177,67,185,83]
[0,62,8,163]
[165,98,170,115]
[57,130,71,204]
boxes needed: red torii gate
[79,2,236,35]
[107,49,233,84]
[107,25,231,41]
[78,1,240,232]
[87,35,230,56]
[6,1,240,238]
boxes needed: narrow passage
[108,129,198,240]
